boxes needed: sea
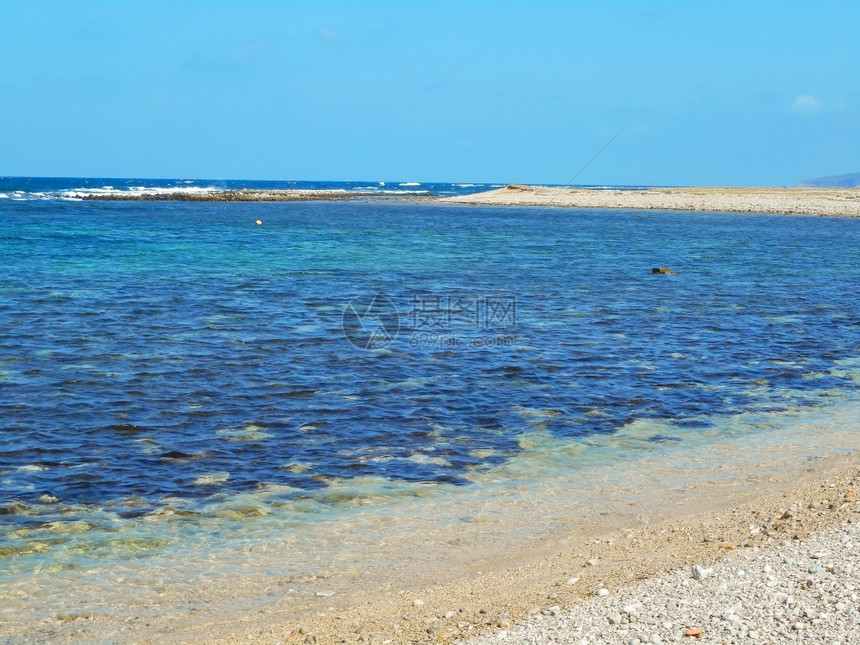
[1,177,859,643]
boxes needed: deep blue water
[1,178,859,561]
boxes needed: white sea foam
[7,190,51,200]
[399,181,421,186]
[60,185,224,199]
[6,184,432,201]
[44,185,225,201]
[285,188,351,195]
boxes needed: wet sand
[442,185,860,217]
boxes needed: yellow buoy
[255,219,262,225]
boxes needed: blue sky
[2,1,858,186]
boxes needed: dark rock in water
[652,267,675,275]
[160,450,195,461]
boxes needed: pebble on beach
[464,518,860,645]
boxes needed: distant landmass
[798,172,860,188]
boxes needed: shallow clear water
[1,188,859,639]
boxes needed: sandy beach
[187,452,860,645]
[442,185,860,218]
[105,398,858,645]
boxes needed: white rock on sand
[197,466,859,645]
[464,524,860,645]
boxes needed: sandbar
[442,185,860,218]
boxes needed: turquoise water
[1,186,859,640]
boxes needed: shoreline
[166,397,860,645]
[202,452,860,645]
[441,185,860,218]
[66,184,860,218]
[9,399,859,644]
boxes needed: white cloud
[789,94,824,115]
